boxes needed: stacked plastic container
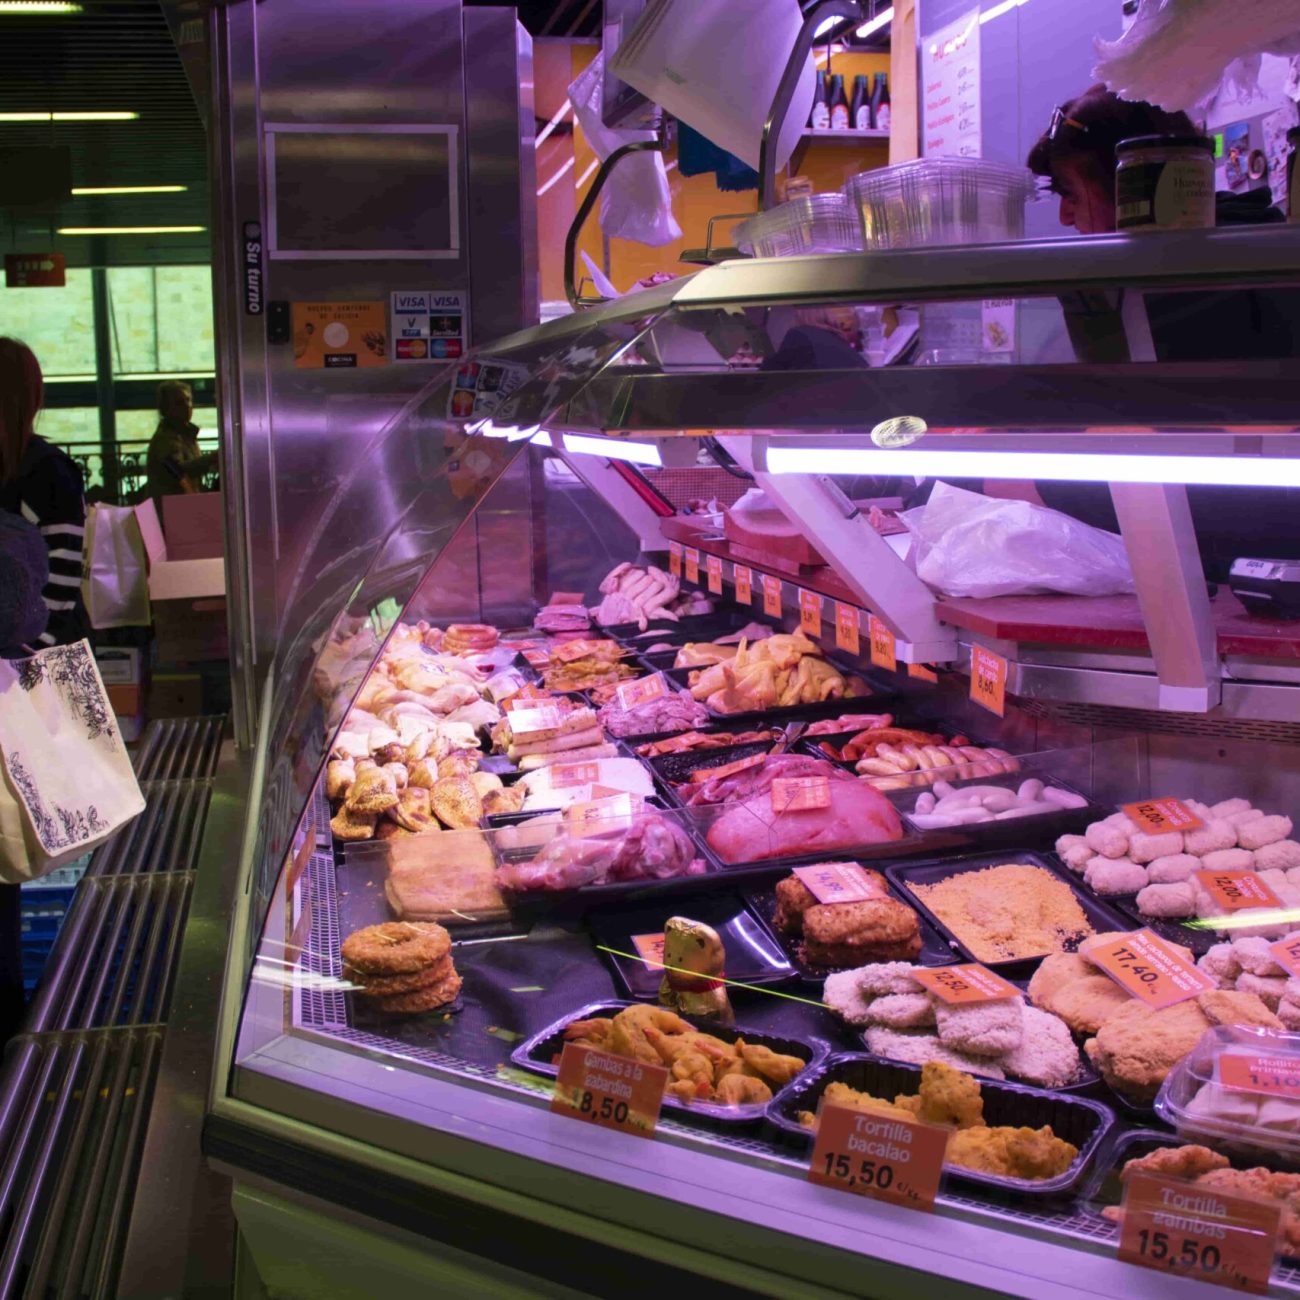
[20,858,88,993]
[734,193,863,258]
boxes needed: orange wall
[537,43,893,301]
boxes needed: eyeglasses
[1049,106,1089,141]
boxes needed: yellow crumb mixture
[913,864,1094,962]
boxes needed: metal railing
[59,439,219,505]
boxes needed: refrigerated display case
[183,220,1300,1298]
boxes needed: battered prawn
[738,1042,805,1087]
[644,1027,734,1069]
[607,1005,694,1065]
[715,1074,772,1106]
[562,1017,613,1049]
[666,1050,715,1102]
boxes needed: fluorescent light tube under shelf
[563,435,662,467]
[764,446,1300,488]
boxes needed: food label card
[734,566,753,606]
[630,933,667,971]
[771,775,831,814]
[521,649,550,668]
[793,862,888,904]
[552,638,619,663]
[808,1104,946,1212]
[566,791,641,837]
[1118,1171,1280,1293]
[868,615,897,673]
[908,663,939,683]
[502,685,552,711]
[835,603,860,656]
[1195,870,1281,913]
[548,761,601,789]
[762,574,783,619]
[507,705,562,741]
[551,1043,667,1138]
[1219,1052,1300,1101]
[1123,798,1204,835]
[616,673,668,711]
[668,541,683,578]
[1086,928,1216,1008]
[1271,933,1300,978]
[706,554,723,595]
[969,645,1007,717]
[685,547,700,584]
[799,589,822,636]
[549,591,585,606]
[484,670,525,702]
[690,752,766,784]
[912,964,1020,1005]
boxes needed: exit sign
[5,253,66,288]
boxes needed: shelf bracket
[718,435,958,663]
[553,444,674,553]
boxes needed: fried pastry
[346,764,399,814]
[330,805,378,841]
[390,786,438,833]
[429,775,484,830]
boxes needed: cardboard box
[152,597,228,664]
[161,492,224,561]
[148,672,203,719]
[136,498,229,664]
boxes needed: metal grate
[294,850,348,1032]
[131,715,224,782]
[85,779,211,879]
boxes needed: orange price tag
[684,547,700,584]
[1118,1171,1280,1294]
[912,964,1020,1006]
[552,638,619,663]
[689,751,766,784]
[771,775,831,814]
[834,603,860,656]
[668,541,683,578]
[762,574,783,619]
[1195,870,1282,913]
[548,761,601,789]
[969,645,1007,717]
[908,663,939,683]
[792,862,888,904]
[616,672,668,711]
[1085,928,1216,1009]
[631,933,667,971]
[549,591,585,605]
[521,648,550,668]
[706,553,723,595]
[808,1104,946,1212]
[1271,933,1300,978]
[799,589,822,636]
[508,705,563,741]
[868,615,897,672]
[485,670,525,702]
[734,565,753,606]
[550,1042,668,1138]
[566,791,641,837]
[1122,798,1205,835]
[502,685,552,711]
[1219,1052,1300,1100]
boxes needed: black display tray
[765,1051,1115,1199]
[602,610,762,646]
[512,998,831,1127]
[741,878,959,979]
[648,739,780,810]
[886,850,1135,981]
[587,893,795,999]
[703,687,896,730]
[1106,893,1221,957]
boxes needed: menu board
[922,8,980,159]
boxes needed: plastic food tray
[512,998,830,1126]
[843,157,1037,250]
[649,738,782,809]
[734,193,863,258]
[741,877,958,979]
[704,689,896,729]
[765,1052,1114,1198]
[601,611,759,646]
[886,850,1134,981]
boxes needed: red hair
[0,337,43,484]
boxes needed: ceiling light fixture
[57,225,206,235]
[0,110,139,121]
[855,6,894,38]
[0,1,83,10]
[71,184,187,195]
[562,434,662,467]
[764,445,1300,488]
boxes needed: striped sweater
[0,436,90,648]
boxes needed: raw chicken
[598,688,710,738]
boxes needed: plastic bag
[899,483,1135,599]
[568,52,682,247]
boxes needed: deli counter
[178,226,1300,1299]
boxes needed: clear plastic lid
[1155,1023,1300,1165]
[735,193,863,258]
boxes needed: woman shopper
[0,337,90,647]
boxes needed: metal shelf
[801,126,889,139]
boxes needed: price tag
[1122,798,1205,835]
[912,964,1020,1006]
[616,672,668,711]
[566,791,641,837]
[970,645,1007,716]
[549,591,585,606]
[550,1042,668,1138]
[521,648,550,668]
[908,663,939,683]
[684,547,700,584]
[1270,932,1300,977]
[484,670,525,702]
[631,933,667,971]
[706,553,723,595]
[508,705,563,741]
[502,685,552,711]
[868,615,897,672]
[762,574,783,619]
[793,862,888,904]
[1195,870,1282,913]
[734,565,753,606]
[1085,928,1216,1009]
[834,603,860,656]
[1118,1171,1280,1294]
[771,775,831,814]
[798,589,822,636]
[548,761,601,789]
[552,638,619,663]
[808,1103,946,1212]
[1219,1052,1300,1100]
[668,541,683,578]
[689,751,766,784]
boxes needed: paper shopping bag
[81,503,151,628]
[0,640,145,882]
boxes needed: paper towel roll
[609,0,816,173]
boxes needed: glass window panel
[155,267,215,373]
[107,267,159,375]
[0,271,96,377]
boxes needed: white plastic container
[734,194,863,258]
